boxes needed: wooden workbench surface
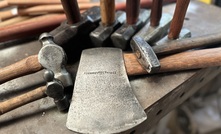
[1,1,221,134]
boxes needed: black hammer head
[111,9,150,50]
[90,11,126,47]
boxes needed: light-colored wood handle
[0,55,43,84]
[100,0,115,26]
[124,47,221,76]
[168,0,190,39]
[0,8,18,20]
[0,14,66,42]
[0,16,30,27]
[18,3,99,15]
[7,0,91,5]
[0,86,47,115]
[0,0,8,8]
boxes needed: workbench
[1,1,221,133]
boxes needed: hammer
[90,0,126,47]
[134,0,172,44]
[110,0,150,50]
[2,47,221,115]
[155,0,191,45]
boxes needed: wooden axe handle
[0,86,47,115]
[126,0,140,25]
[100,0,115,26]
[168,0,190,39]
[150,0,163,27]
[0,55,43,84]
[124,47,221,76]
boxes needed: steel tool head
[90,11,126,47]
[111,9,150,50]
[131,36,160,73]
[135,13,172,44]
[66,48,147,133]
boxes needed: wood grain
[124,47,221,76]
[18,3,99,15]
[168,0,190,39]
[61,0,81,24]
[0,8,18,20]
[0,14,66,42]
[100,0,115,26]
[0,16,30,27]
[0,55,43,84]
[126,0,140,25]
[0,86,47,115]
[150,0,163,26]
[0,0,8,8]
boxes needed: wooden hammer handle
[124,47,221,76]
[100,0,115,26]
[168,0,190,39]
[0,0,8,8]
[126,0,140,25]
[0,86,47,115]
[150,0,163,27]
[0,55,43,84]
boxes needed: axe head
[66,48,147,133]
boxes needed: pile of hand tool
[1,0,221,134]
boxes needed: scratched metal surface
[0,1,221,134]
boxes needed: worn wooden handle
[0,9,18,20]
[126,0,140,25]
[150,0,163,27]
[7,0,90,5]
[168,0,190,39]
[100,0,115,26]
[0,55,43,84]
[0,14,66,42]
[153,32,221,56]
[0,86,47,115]
[0,16,30,27]
[124,47,221,76]
[0,0,8,8]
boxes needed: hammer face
[111,9,150,50]
[131,36,161,73]
[136,13,172,44]
[90,11,126,47]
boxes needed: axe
[1,47,221,132]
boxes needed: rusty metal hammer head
[66,48,147,133]
[111,0,150,50]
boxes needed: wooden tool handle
[153,32,221,56]
[0,16,30,27]
[124,47,221,76]
[0,8,18,21]
[61,0,81,24]
[0,86,47,115]
[100,0,115,26]
[0,55,43,84]
[7,0,90,5]
[126,0,140,25]
[0,14,66,42]
[168,0,190,39]
[0,0,8,8]
[150,0,163,27]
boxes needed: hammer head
[111,9,150,50]
[90,11,126,47]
